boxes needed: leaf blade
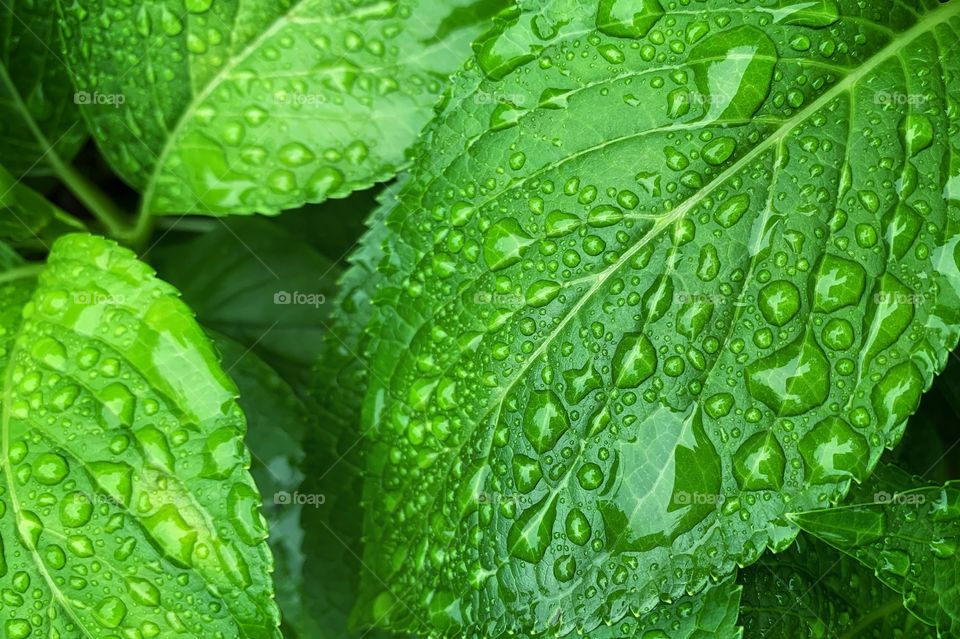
[355,1,960,635]
[58,0,509,216]
[0,234,280,638]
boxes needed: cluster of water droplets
[0,237,276,637]
[358,0,960,635]
[56,0,486,214]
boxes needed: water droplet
[484,219,533,271]
[689,27,777,121]
[714,194,750,228]
[612,333,657,388]
[523,390,569,453]
[94,596,127,628]
[33,453,69,485]
[758,280,800,326]
[799,417,868,483]
[732,432,785,490]
[747,335,830,416]
[507,494,558,563]
[596,0,664,39]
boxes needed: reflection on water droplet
[600,407,721,552]
[612,332,657,388]
[507,493,558,563]
[596,0,664,39]
[799,417,868,483]
[689,26,777,121]
[747,335,830,416]
[523,390,569,454]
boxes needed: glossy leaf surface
[57,0,509,216]
[0,234,280,638]
[355,0,960,635]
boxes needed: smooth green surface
[792,464,960,636]
[0,2,86,177]
[214,333,311,639]
[354,0,960,635]
[151,217,339,389]
[0,234,280,638]
[305,183,398,639]
[0,163,86,246]
[57,0,509,216]
[739,534,936,638]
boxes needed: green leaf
[150,217,339,389]
[294,183,399,639]
[790,465,960,636]
[0,3,86,176]
[212,333,310,639]
[57,0,509,216]
[0,163,87,246]
[0,234,280,638]
[739,534,935,638]
[354,0,960,635]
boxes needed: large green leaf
[739,534,935,638]
[0,234,280,638]
[791,464,960,636]
[0,2,86,176]
[354,0,960,635]
[57,0,509,216]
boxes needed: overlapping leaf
[0,163,86,246]
[0,3,86,176]
[739,534,936,638]
[151,218,338,388]
[57,0,509,216]
[353,0,960,635]
[791,464,960,636]
[0,234,280,638]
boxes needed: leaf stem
[47,155,130,238]
[0,63,143,245]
